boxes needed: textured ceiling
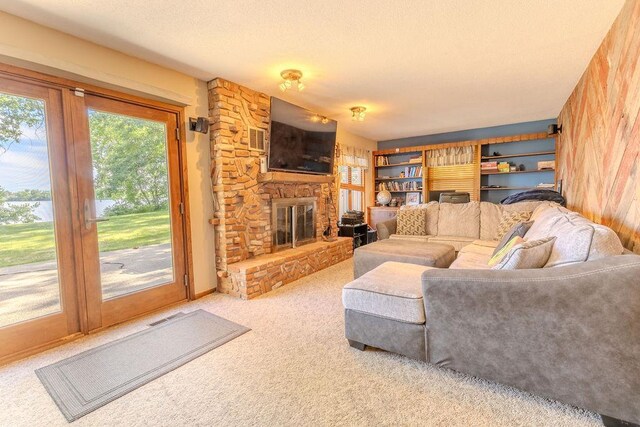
[0,0,624,141]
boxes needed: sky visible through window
[0,125,51,192]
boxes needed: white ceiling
[0,0,624,141]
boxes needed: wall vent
[249,127,265,152]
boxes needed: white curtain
[339,145,370,170]
[426,146,474,167]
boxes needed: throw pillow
[492,236,557,270]
[396,209,427,236]
[496,210,532,239]
[488,236,524,267]
[492,221,534,257]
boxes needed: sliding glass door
[0,77,80,361]
[76,95,187,329]
[0,67,189,361]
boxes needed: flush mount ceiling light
[311,114,329,124]
[279,69,305,92]
[350,106,367,121]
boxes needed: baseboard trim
[0,332,83,367]
[194,288,216,299]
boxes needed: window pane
[351,167,363,186]
[351,190,363,212]
[0,92,62,327]
[88,109,174,300]
[339,189,349,218]
[340,166,349,184]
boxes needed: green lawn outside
[0,210,171,268]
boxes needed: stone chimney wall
[208,78,338,282]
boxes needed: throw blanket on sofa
[500,189,566,206]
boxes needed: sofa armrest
[421,256,640,424]
[376,218,397,239]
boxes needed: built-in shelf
[370,131,557,206]
[383,150,423,155]
[374,161,423,168]
[375,176,422,180]
[375,189,423,193]
[481,150,555,160]
[481,169,555,176]
[257,171,334,184]
[481,186,555,191]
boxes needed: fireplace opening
[272,197,316,251]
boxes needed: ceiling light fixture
[279,69,305,92]
[350,106,367,121]
[311,114,329,124]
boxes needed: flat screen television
[269,97,337,175]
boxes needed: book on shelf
[375,156,390,166]
[402,166,422,177]
[378,180,421,192]
[481,161,498,170]
[375,154,423,166]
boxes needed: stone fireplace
[272,197,316,251]
[208,78,353,299]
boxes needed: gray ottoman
[343,261,431,361]
[354,239,455,278]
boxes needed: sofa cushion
[389,234,430,242]
[530,203,570,222]
[400,201,439,235]
[396,209,427,236]
[480,202,503,241]
[438,202,480,239]
[427,235,476,252]
[449,251,492,269]
[525,206,565,239]
[584,221,626,261]
[488,236,525,267]
[342,261,431,324]
[424,202,440,235]
[497,211,532,239]
[504,201,558,214]
[459,240,499,256]
[492,221,534,256]
[479,201,557,240]
[492,237,556,270]
[526,206,624,267]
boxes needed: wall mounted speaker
[189,117,210,134]
[547,124,562,136]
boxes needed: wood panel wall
[557,0,640,253]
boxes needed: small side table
[338,223,370,249]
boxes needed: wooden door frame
[77,94,188,330]
[0,77,81,363]
[0,62,195,335]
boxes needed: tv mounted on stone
[268,97,337,175]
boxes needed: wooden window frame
[340,166,365,211]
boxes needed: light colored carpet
[37,310,249,422]
[0,258,601,426]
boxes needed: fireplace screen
[272,197,316,251]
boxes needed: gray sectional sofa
[342,201,640,426]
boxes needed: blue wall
[377,119,556,150]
